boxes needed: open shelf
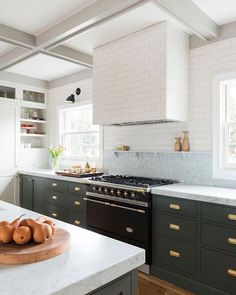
[21,100,47,110]
[20,134,46,137]
[20,119,47,124]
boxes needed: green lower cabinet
[20,175,87,229]
[152,194,236,295]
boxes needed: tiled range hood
[93,21,189,126]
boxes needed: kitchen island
[0,201,145,295]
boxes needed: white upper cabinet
[93,21,189,126]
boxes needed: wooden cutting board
[0,228,70,264]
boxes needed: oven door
[84,197,114,233]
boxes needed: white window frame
[58,101,103,166]
[213,72,236,180]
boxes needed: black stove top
[90,175,176,188]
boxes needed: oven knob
[98,187,102,192]
[92,186,97,191]
[131,192,136,199]
[124,191,128,197]
[117,190,121,196]
[110,189,114,194]
[104,188,108,193]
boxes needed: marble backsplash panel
[103,151,236,189]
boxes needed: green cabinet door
[21,175,34,210]
[33,177,45,213]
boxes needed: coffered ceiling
[0,0,220,82]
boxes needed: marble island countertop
[152,183,236,206]
[0,201,145,295]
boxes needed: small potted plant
[48,145,65,172]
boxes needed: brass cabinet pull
[52,183,58,187]
[74,187,80,192]
[169,250,181,258]
[52,213,57,217]
[169,203,180,210]
[74,201,80,206]
[125,227,134,233]
[169,224,180,231]
[74,220,80,225]
[228,238,236,245]
[227,269,236,277]
[52,195,58,200]
[228,214,236,221]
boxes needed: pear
[36,216,57,234]
[13,226,32,245]
[0,221,10,227]
[11,214,25,229]
[27,219,52,243]
[0,224,15,243]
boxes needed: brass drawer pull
[74,201,80,206]
[228,238,236,245]
[227,269,236,277]
[52,195,58,200]
[169,224,180,231]
[52,213,57,217]
[228,214,236,221]
[169,203,180,210]
[74,220,80,225]
[52,183,58,187]
[169,250,181,258]
[125,227,134,233]
[74,187,80,192]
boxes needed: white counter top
[152,183,236,206]
[0,201,145,295]
[19,169,91,184]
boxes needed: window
[59,104,102,163]
[213,73,236,179]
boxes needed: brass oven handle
[74,201,80,206]
[74,220,80,225]
[228,214,236,221]
[169,224,180,231]
[52,195,58,200]
[52,183,58,187]
[227,269,236,277]
[169,250,181,258]
[169,203,180,210]
[83,197,110,206]
[74,187,80,192]
[110,203,145,214]
[52,213,57,217]
[228,238,236,245]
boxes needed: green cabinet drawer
[153,195,197,218]
[154,214,197,242]
[46,179,67,192]
[45,191,67,206]
[42,203,68,222]
[68,182,86,195]
[67,194,87,212]
[153,236,196,275]
[91,274,131,295]
[67,211,86,228]
[201,248,236,293]
[201,223,236,253]
[201,203,236,227]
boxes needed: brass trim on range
[74,220,80,225]
[52,183,58,187]
[74,201,80,206]
[74,187,80,192]
[169,250,181,258]
[83,197,110,206]
[228,214,236,221]
[52,213,57,217]
[52,195,58,200]
[227,269,236,277]
[110,203,146,214]
[169,224,180,231]
[228,237,236,245]
[169,203,180,210]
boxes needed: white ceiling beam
[36,0,145,49]
[151,0,219,40]
[0,48,35,71]
[0,23,36,49]
[48,45,92,67]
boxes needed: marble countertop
[0,201,145,295]
[18,168,92,184]
[152,183,236,206]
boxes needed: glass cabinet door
[23,90,45,104]
[0,85,16,99]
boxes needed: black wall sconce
[66,88,81,103]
